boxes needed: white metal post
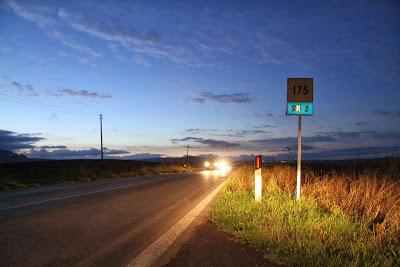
[296,115,302,200]
[255,168,262,201]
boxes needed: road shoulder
[155,194,283,267]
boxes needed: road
[0,171,226,267]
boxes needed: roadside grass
[0,160,197,190]
[212,164,400,266]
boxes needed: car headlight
[217,161,231,172]
[204,161,210,167]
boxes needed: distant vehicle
[203,160,215,170]
[204,159,232,172]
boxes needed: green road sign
[287,102,313,116]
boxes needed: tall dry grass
[0,160,198,189]
[227,162,400,239]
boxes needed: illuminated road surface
[0,171,227,266]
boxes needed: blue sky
[0,0,399,160]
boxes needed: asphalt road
[0,171,227,267]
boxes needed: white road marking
[0,176,181,212]
[126,180,225,267]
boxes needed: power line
[0,93,94,118]
[0,92,95,119]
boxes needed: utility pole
[99,114,103,160]
[186,145,189,166]
[224,144,229,160]
[286,146,292,162]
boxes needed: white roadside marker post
[255,155,262,202]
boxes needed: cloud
[219,129,270,138]
[240,135,333,153]
[372,131,400,140]
[0,129,44,150]
[11,81,23,91]
[57,50,97,67]
[55,6,213,67]
[4,0,100,57]
[26,147,129,159]
[240,130,400,157]
[58,9,161,47]
[171,137,240,148]
[114,153,165,160]
[184,128,218,134]
[133,56,152,67]
[186,91,253,104]
[4,78,110,99]
[40,145,67,149]
[374,110,400,118]
[253,124,274,129]
[183,128,216,135]
[4,1,219,68]
[229,154,259,162]
[50,28,101,57]
[250,35,292,64]
[249,135,335,147]
[254,112,274,118]
[103,147,130,155]
[9,81,39,96]
[354,121,368,126]
[183,128,269,138]
[49,113,58,119]
[174,130,388,154]
[50,88,112,99]
[315,130,376,139]
[57,8,69,19]
[265,130,398,147]
[301,145,400,160]
[231,145,400,161]
[237,130,400,156]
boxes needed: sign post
[255,155,262,202]
[286,78,313,200]
[296,115,302,200]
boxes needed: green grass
[0,160,198,190]
[212,167,400,267]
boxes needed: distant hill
[0,149,28,163]
[142,155,207,165]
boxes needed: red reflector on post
[255,155,262,169]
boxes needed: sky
[0,0,399,160]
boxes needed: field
[212,158,400,266]
[0,159,197,190]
